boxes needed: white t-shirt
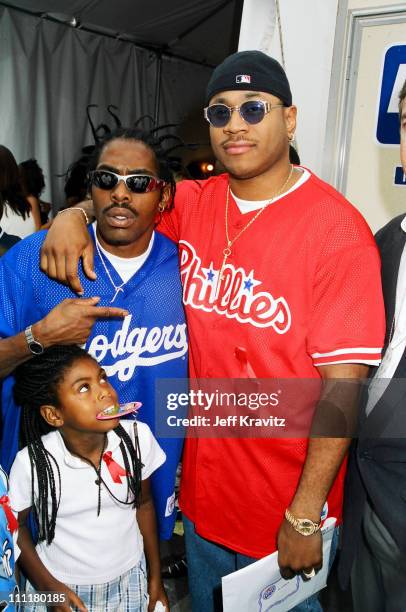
[9,420,165,585]
[93,223,155,283]
[231,166,310,213]
[0,203,36,238]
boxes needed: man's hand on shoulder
[40,203,95,295]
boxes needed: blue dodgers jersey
[0,230,188,539]
[0,468,17,611]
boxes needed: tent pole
[154,52,162,125]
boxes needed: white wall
[348,0,401,8]
[238,0,339,177]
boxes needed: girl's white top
[8,420,165,584]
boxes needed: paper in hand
[222,517,337,612]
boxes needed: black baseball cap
[205,50,292,107]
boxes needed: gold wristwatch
[284,508,321,536]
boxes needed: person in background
[0,146,38,244]
[339,79,406,612]
[63,155,91,209]
[19,159,51,227]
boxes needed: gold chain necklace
[217,164,294,288]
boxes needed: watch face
[30,341,44,355]
[299,520,316,536]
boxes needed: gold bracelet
[57,207,89,225]
[284,508,321,536]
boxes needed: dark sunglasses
[203,100,285,128]
[89,170,166,193]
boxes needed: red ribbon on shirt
[102,452,128,484]
[0,495,18,534]
[235,346,257,378]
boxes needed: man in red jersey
[41,51,385,611]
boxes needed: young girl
[8,345,169,612]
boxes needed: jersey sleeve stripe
[311,347,382,358]
[312,347,382,366]
[314,358,381,366]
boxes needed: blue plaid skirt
[24,556,148,611]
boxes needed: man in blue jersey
[0,127,188,539]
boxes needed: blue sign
[394,166,406,186]
[377,45,406,144]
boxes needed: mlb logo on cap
[236,74,251,84]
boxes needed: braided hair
[13,345,142,545]
[88,126,177,211]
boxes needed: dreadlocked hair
[13,345,142,544]
[88,126,177,211]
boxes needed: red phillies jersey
[160,170,385,558]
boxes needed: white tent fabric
[0,5,213,207]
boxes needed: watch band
[284,508,321,536]
[24,325,44,355]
